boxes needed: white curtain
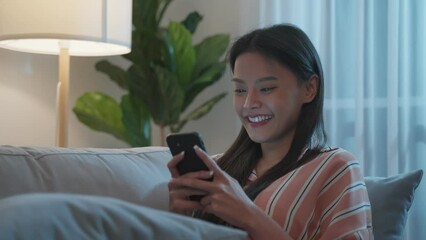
[258,0,426,239]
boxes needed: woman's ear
[302,75,319,103]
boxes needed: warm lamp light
[0,0,132,147]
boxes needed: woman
[168,24,372,240]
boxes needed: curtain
[258,0,426,239]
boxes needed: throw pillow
[364,169,423,240]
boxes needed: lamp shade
[0,0,132,56]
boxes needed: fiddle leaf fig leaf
[159,28,176,73]
[183,61,227,110]
[168,21,196,86]
[73,92,129,143]
[192,61,227,85]
[172,92,227,132]
[121,94,151,147]
[133,0,159,32]
[193,34,230,79]
[181,11,203,34]
[157,0,173,24]
[127,65,158,109]
[95,60,128,90]
[154,66,185,125]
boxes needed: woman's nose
[243,90,261,109]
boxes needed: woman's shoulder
[302,147,366,193]
[309,147,360,173]
[317,147,356,162]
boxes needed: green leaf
[181,11,203,34]
[128,0,167,65]
[131,31,164,66]
[126,65,158,110]
[157,0,173,25]
[133,0,159,31]
[168,21,196,86]
[158,28,176,73]
[183,61,227,110]
[172,92,227,132]
[153,66,185,126]
[73,92,130,143]
[121,94,151,146]
[192,34,230,79]
[95,60,128,90]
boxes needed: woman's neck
[256,136,293,178]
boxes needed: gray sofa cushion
[0,146,172,211]
[0,193,247,240]
[365,169,423,240]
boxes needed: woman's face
[232,52,312,146]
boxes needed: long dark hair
[196,24,327,224]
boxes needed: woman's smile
[246,114,273,127]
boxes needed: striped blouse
[248,148,373,239]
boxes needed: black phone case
[166,132,208,175]
[166,132,210,201]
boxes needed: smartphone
[166,132,211,201]
[166,132,209,175]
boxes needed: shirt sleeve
[312,151,373,239]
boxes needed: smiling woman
[167,24,373,240]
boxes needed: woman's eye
[260,87,276,93]
[234,89,246,94]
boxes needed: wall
[0,0,260,154]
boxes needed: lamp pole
[56,41,70,147]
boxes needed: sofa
[0,145,423,240]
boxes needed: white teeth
[248,115,272,123]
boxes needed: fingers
[168,172,212,207]
[170,174,216,194]
[168,181,205,215]
[193,145,222,174]
[183,170,214,180]
[168,184,208,199]
[167,151,184,178]
[169,196,203,215]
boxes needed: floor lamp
[0,0,132,147]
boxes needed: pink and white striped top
[249,148,373,239]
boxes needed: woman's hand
[168,147,292,240]
[169,146,257,228]
[167,151,213,216]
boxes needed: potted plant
[73,0,230,146]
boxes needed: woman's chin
[247,133,270,144]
